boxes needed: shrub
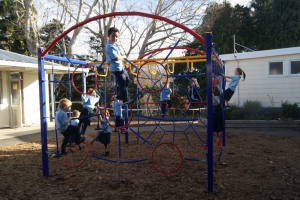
[242,100,262,120]
[281,101,298,119]
[261,109,282,120]
[225,104,243,120]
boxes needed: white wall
[23,72,50,125]
[223,54,300,107]
[0,72,10,127]
[0,71,50,128]
[23,73,41,125]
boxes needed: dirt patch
[1,128,300,199]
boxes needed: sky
[37,0,252,57]
[216,0,251,7]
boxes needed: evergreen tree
[251,0,300,49]
[39,19,71,56]
[210,3,253,54]
[0,0,29,54]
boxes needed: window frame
[267,60,284,77]
[290,59,300,76]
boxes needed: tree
[209,3,253,54]
[251,0,300,50]
[22,0,39,55]
[39,19,71,56]
[195,2,223,36]
[0,0,29,54]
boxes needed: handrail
[89,61,109,77]
[147,62,157,75]
[166,61,175,74]
[88,55,213,77]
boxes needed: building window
[269,61,283,75]
[291,60,300,75]
[0,72,2,104]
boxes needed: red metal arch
[41,12,205,57]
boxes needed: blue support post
[124,84,129,144]
[38,48,49,177]
[205,33,214,193]
[125,104,129,144]
[162,39,181,64]
[222,64,226,147]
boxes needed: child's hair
[100,108,110,117]
[213,85,221,96]
[88,88,97,97]
[163,82,169,87]
[191,77,200,88]
[101,109,110,117]
[236,67,246,81]
[58,98,72,109]
[72,110,80,117]
[108,27,119,36]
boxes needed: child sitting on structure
[97,109,111,156]
[55,98,85,156]
[69,110,80,126]
[66,109,80,146]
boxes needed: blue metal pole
[51,66,60,154]
[44,54,87,65]
[68,65,72,116]
[38,48,49,177]
[205,33,214,193]
[125,104,129,144]
[162,39,181,64]
[222,64,226,146]
[104,68,107,105]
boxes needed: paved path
[0,122,299,148]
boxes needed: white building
[220,47,300,108]
[0,49,86,128]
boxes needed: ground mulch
[0,126,300,199]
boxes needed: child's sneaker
[225,105,231,110]
[121,128,128,133]
[104,151,110,157]
[78,137,85,144]
[66,143,72,147]
[52,152,65,158]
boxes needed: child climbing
[78,88,100,136]
[220,67,246,109]
[212,85,224,145]
[160,82,172,118]
[112,95,128,133]
[105,27,130,102]
[184,77,200,115]
[98,109,111,157]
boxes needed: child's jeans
[60,125,81,154]
[112,69,130,101]
[115,116,125,128]
[160,100,172,116]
